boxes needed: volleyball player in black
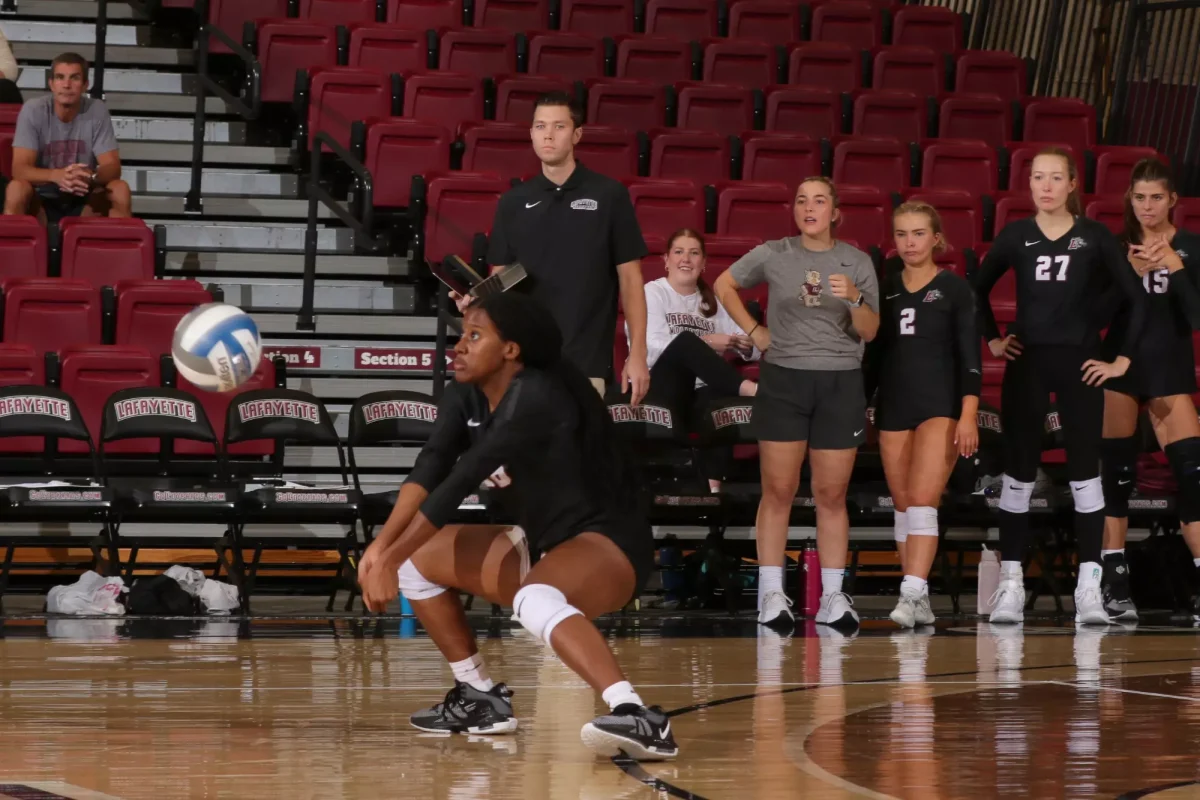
[973,147,1148,626]
[873,202,981,628]
[356,292,677,761]
[1098,158,1200,622]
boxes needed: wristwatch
[849,293,864,308]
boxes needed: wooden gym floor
[0,611,1198,800]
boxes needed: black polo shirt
[487,163,648,381]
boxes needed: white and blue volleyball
[171,303,263,392]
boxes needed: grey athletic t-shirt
[729,237,879,370]
[12,95,119,199]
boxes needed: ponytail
[696,274,717,318]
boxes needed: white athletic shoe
[815,591,859,628]
[1074,584,1110,626]
[890,589,936,629]
[758,589,795,628]
[988,578,1026,624]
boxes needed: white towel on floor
[46,571,127,616]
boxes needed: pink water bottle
[802,540,821,617]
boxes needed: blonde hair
[796,176,841,233]
[893,201,949,254]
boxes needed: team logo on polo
[237,398,320,423]
[0,395,71,420]
[114,396,198,422]
[800,270,823,307]
[609,404,673,428]
[711,405,752,429]
[362,400,436,424]
[1068,237,1087,250]
[923,289,943,303]
[570,198,598,211]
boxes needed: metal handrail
[91,0,109,98]
[184,0,262,214]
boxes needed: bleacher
[2,0,1199,612]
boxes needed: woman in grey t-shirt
[714,176,879,631]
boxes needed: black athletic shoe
[580,704,679,761]
[410,682,518,735]
[1101,552,1138,621]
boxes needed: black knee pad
[1101,436,1140,518]
[1164,437,1200,524]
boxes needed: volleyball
[171,303,263,392]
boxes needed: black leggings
[651,332,746,481]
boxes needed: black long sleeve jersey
[974,217,1148,358]
[1103,230,1200,361]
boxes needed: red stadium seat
[364,118,452,206]
[114,279,212,355]
[59,218,155,285]
[994,193,1036,232]
[1006,142,1079,193]
[644,0,718,38]
[459,122,542,183]
[921,140,998,193]
[833,136,910,190]
[1023,99,1097,156]
[439,29,518,76]
[787,42,861,93]
[560,0,635,36]
[1091,146,1160,195]
[675,83,756,136]
[648,129,731,184]
[0,344,45,453]
[176,359,277,457]
[989,266,1017,324]
[59,345,159,455]
[835,185,890,248]
[1085,195,1124,235]
[872,47,943,96]
[585,79,667,129]
[0,134,11,180]
[387,0,459,25]
[0,216,48,282]
[707,234,769,311]
[574,125,641,181]
[853,90,927,141]
[208,0,288,54]
[906,189,982,251]
[1,279,102,354]
[764,85,845,137]
[401,71,485,125]
[741,132,822,183]
[892,6,962,51]
[613,35,693,82]
[624,178,705,242]
[702,39,778,89]
[727,1,802,46]
[421,171,507,264]
[257,21,338,104]
[715,181,792,241]
[348,25,431,72]
[811,1,882,49]
[527,32,606,80]
[938,93,1012,149]
[0,104,20,139]
[308,67,395,151]
[955,50,1026,103]
[494,75,571,123]
[1174,197,1200,231]
[474,0,549,30]
[298,0,376,22]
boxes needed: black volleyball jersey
[1103,229,1200,362]
[975,217,1147,357]
[877,269,982,402]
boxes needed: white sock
[1101,549,1124,558]
[449,653,494,692]
[821,567,843,597]
[900,574,928,595]
[1077,561,1102,589]
[1000,560,1023,579]
[758,565,783,610]
[601,680,644,711]
[894,509,908,543]
[1193,557,1200,569]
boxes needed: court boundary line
[1045,680,1200,703]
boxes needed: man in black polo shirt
[485,92,650,404]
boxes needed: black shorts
[534,516,656,597]
[1105,345,1198,401]
[876,377,960,432]
[37,192,87,223]
[751,362,867,449]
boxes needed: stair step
[125,167,298,198]
[122,141,289,165]
[3,20,142,44]
[164,251,411,277]
[18,43,193,66]
[20,67,194,94]
[152,221,353,253]
[135,195,337,219]
[22,90,233,115]
[216,280,417,313]
[110,116,245,143]
[254,312,436,337]
[262,340,448,374]
[14,0,144,19]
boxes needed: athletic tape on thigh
[906,506,938,536]
[1069,477,1105,514]
[1100,436,1139,518]
[893,509,908,543]
[1165,437,1200,524]
[512,583,583,646]
[504,526,531,581]
[397,558,447,601]
[999,475,1035,514]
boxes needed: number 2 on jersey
[899,307,915,335]
[1034,255,1070,281]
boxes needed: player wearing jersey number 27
[973,148,1149,626]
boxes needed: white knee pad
[397,558,446,601]
[513,583,582,646]
[999,476,1035,514]
[906,505,939,537]
[1070,476,1105,514]
[893,509,909,543]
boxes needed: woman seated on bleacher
[628,228,759,492]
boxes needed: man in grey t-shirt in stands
[3,52,131,223]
